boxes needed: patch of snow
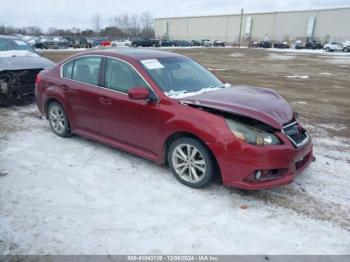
[0,50,39,58]
[268,53,295,60]
[165,86,225,99]
[296,100,307,104]
[229,53,243,57]
[319,123,347,131]
[207,68,229,71]
[319,72,334,76]
[286,75,309,79]
[268,48,350,56]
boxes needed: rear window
[62,60,74,79]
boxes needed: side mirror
[128,87,150,100]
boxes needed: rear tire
[48,102,71,137]
[168,137,214,188]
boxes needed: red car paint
[35,49,313,190]
[100,41,111,46]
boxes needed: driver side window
[104,58,148,93]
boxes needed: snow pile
[268,53,295,60]
[286,75,309,79]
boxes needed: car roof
[84,48,184,61]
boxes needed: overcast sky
[1,0,350,30]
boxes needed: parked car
[201,39,213,47]
[160,40,176,47]
[0,35,54,104]
[213,40,225,47]
[248,41,259,48]
[73,38,92,48]
[323,42,344,52]
[190,40,201,46]
[292,38,322,50]
[111,39,132,47]
[132,38,160,47]
[35,38,58,49]
[305,39,322,49]
[292,40,305,49]
[35,49,314,190]
[173,40,192,47]
[100,40,111,47]
[343,41,350,52]
[273,41,290,49]
[258,41,272,48]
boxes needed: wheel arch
[162,131,222,181]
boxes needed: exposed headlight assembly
[225,118,281,146]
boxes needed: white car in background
[342,41,350,52]
[323,42,343,52]
[111,39,132,47]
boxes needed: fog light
[255,170,262,181]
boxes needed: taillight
[35,74,41,87]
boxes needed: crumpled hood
[0,52,54,71]
[179,86,294,129]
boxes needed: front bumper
[208,131,314,190]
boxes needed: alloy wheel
[49,104,67,134]
[172,144,207,183]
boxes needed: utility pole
[238,8,243,46]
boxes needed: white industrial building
[155,7,350,43]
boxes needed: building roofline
[155,6,350,20]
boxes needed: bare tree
[92,14,102,34]
[139,12,154,37]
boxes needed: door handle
[99,97,112,105]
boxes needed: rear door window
[72,56,102,85]
[62,60,74,79]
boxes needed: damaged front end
[0,69,42,105]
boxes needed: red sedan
[35,49,314,190]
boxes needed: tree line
[0,12,155,39]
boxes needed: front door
[99,58,160,156]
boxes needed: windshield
[140,56,223,98]
[0,38,35,53]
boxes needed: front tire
[48,102,71,137]
[168,137,214,188]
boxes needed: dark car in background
[73,38,93,48]
[0,35,54,104]
[160,40,176,47]
[173,40,192,47]
[190,40,201,46]
[292,38,322,50]
[132,38,160,47]
[258,41,272,48]
[305,39,322,49]
[273,41,290,49]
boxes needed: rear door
[60,56,102,134]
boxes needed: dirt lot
[0,47,349,255]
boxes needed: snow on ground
[285,75,310,79]
[268,53,295,60]
[0,105,350,255]
[268,48,350,55]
